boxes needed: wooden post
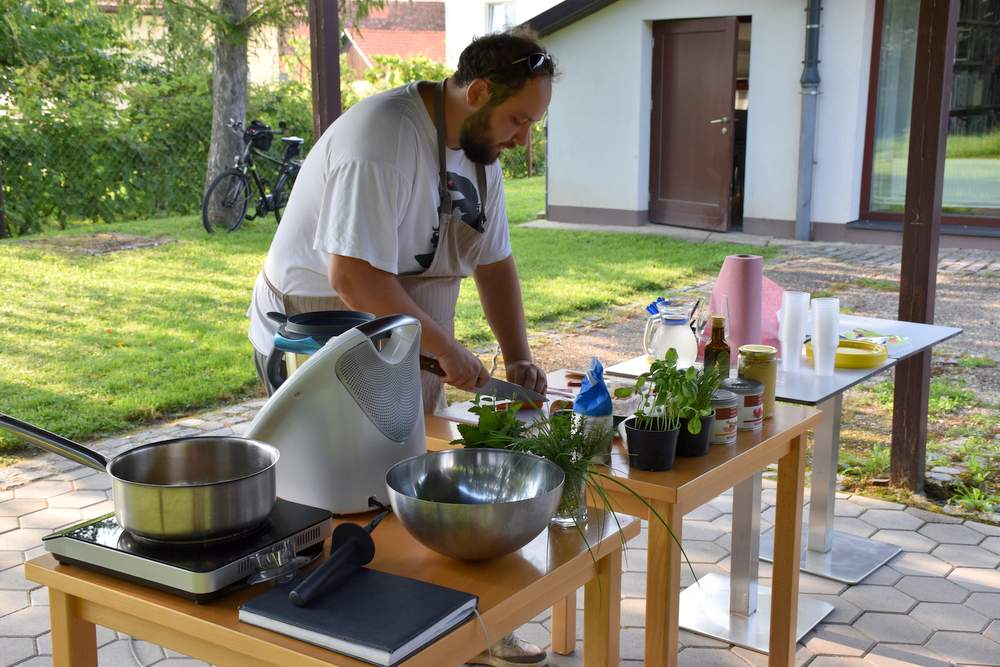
[308,0,341,139]
[526,137,533,177]
[890,0,959,492]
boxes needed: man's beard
[459,103,500,165]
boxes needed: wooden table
[26,509,637,666]
[428,372,823,667]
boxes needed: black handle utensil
[288,507,390,607]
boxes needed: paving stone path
[2,232,999,667]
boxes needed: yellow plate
[804,339,888,369]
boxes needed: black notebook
[238,568,478,666]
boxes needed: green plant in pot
[676,364,721,458]
[624,348,686,471]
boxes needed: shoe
[465,633,547,666]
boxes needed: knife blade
[419,355,548,403]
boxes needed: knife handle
[419,354,447,377]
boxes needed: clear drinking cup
[811,297,840,376]
[779,291,810,373]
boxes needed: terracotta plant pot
[623,417,679,472]
[677,415,714,458]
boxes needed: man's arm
[329,254,488,391]
[473,255,547,394]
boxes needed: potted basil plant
[623,348,686,471]
[676,364,722,458]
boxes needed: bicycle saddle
[281,136,305,145]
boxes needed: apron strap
[435,81,450,207]
[436,80,488,227]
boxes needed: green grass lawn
[0,181,775,451]
[505,175,545,224]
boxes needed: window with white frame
[486,2,515,32]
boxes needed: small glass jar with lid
[738,344,778,419]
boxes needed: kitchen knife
[419,355,548,404]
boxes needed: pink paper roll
[711,254,762,364]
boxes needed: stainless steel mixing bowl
[385,448,565,561]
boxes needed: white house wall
[542,0,876,229]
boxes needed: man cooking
[246,30,553,666]
[247,29,552,417]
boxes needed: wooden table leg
[50,589,97,667]
[768,434,807,666]
[551,593,576,655]
[644,500,682,667]
[583,547,622,667]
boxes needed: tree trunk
[205,0,249,193]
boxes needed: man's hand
[506,360,547,395]
[438,343,490,392]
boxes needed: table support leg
[808,395,842,553]
[760,394,901,583]
[769,434,807,666]
[584,547,621,667]
[551,594,576,655]
[644,500,683,667]
[730,473,762,617]
[50,589,97,667]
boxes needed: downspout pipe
[795,0,822,241]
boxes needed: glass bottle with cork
[703,315,731,379]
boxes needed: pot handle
[265,350,287,391]
[0,413,108,472]
[273,334,322,354]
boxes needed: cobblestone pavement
[2,233,1000,666]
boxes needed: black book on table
[238,567,478,666]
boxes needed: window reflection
[869,0,1000,218]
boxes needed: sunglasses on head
[509,52,552,73]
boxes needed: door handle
[708,116,729,124]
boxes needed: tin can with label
[721,377,764,431]
[709,389,739,446]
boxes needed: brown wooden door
[649,18,738,231]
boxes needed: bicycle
[202,119,305,233]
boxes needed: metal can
[738,344,778,419]
[721,377,764,431]
[709,389,739,446]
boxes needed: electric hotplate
[42,498,333,602]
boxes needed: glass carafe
[643,302,698,368]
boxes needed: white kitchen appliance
[247,314,426,514]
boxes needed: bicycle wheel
[273,189,288,225]
[202,170,250,233]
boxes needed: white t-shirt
[247,82,512,354]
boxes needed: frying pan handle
[419,354,446,377]
[0,413,108,472]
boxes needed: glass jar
[738,344,777,419]
[551,476,588,528]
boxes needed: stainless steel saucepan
[0,413,278,543]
